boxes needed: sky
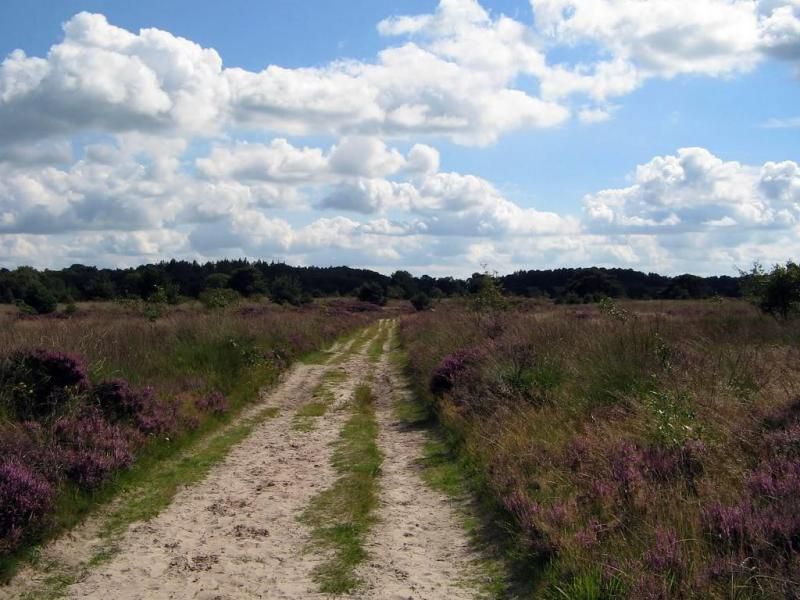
[0,0,799,276]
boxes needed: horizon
[1,1,799,277]
[0,257,747,281]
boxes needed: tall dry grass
[400,299,800,598]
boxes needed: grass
[367,320,391,362]
[398,298,800,597]
[299,383,382,594]
[293,401,329,432]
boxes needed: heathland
[1,263,799,598]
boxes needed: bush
[410,292,432,311]
[357,281,387,306]
[198,288,240,310]
[743,261,800,320]
[22,283,57,315]
[92,379,144,421]
[269,275,305,306]
[0,460,54,551]
[53,411,135,490]
[1,349,89,420]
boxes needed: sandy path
[61,330,378,600]
[357,322,479,600]
[3,320,484,599]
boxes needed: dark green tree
[228,267,266,297]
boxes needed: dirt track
[4,320,481,599]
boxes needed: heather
[0,300,376,567]
[399,299,800,597]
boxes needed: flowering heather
[53,410,134,490]
[400,299,800,595]
[0,460,53,551]
[0,422,61,483]
[195,390,229,415]
[429,346,486,397]
[92,379,143,421]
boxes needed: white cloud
[584,147,800,232]
[763,115,800,127]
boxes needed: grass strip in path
[299,383,382,594]
[367,320,391,363]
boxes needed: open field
[3,295,800,598]
[400,298,800,597]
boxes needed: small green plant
[645,389,703,447]
[470,269,508,313]
[198,288,240,310]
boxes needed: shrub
[23,283,57,315]
[357,281,387,306]
[53,411,134,490]
[198,288,240,310]
[0,460,54,551]
[92,379,144,421]
[269,275,305,306]
[410,292,432,311]
[430,347,485,396]
[1,349,88,420]
[743,261,800,320]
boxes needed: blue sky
[1,0,799,275]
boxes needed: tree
[357,281,387,305]
[269,275,306,306]
[390,270,418,299]
[205,273,230,289]
[24,283,57,314]
[743,261,800,320]
[469,270,508,313]
[228,267,266,297]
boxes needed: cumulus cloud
[583,147,800,232]
[3,3,800,276]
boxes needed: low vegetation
[300,383,382,594]
[0,300,377,578]
[400,296,800,597]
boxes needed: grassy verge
[299,383,382,594]
[17,404,280,599]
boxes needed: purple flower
[0,460,54,549]
[194,390,229,415]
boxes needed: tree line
[0,260,746,314]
